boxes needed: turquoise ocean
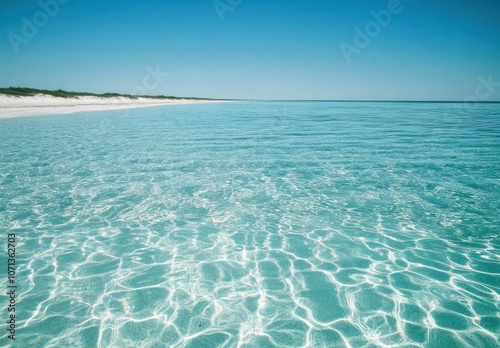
[0,101,499,347]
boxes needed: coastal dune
[0,94,220,119]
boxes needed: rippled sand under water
[0,102,499,347]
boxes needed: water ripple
[0,102,499,347]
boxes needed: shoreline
[0,94,225,119]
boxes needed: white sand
[0,94,221,118]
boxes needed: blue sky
[1,0,499,100]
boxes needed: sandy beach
[0,94,221,119]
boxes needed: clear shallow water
[0,101,499,347]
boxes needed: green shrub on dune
[0,87,219,100]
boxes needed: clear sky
[1,0,499,100]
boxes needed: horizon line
[1,87,500,104]
[246,99,500,103]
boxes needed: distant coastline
[0,87,233,119]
